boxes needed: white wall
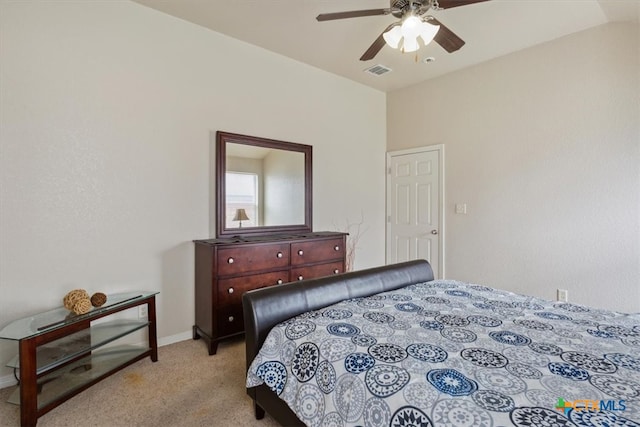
[0,1,386,384]
[388,23,640,313]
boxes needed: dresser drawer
[291,261,344,282]
[217,243,290,276]
[217,270,289,306]
[217,305,244,337]
[291,238,345,266]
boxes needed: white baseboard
[0,330,193,390]
[0,373,17,389]
[158,330,192,347]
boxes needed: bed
[242,259,640,426]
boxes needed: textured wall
[388,23,640,313]
[0,1,386,384]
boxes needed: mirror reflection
[216,131,312,237]
[225,143,305,229]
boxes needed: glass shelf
[6,344,149,409]
[6,319,150,374]
[0,291,159,341]
[0,291,158,426]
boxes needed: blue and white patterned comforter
[246,280,640,426]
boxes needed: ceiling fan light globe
[383,26,402,49]
[401,15,423,39]
[419,22,440,45]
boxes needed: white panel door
[386,147,442,278]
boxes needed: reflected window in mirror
[225,172,258,228]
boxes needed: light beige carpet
[0,337,281,426]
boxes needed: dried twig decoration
[335,211,368,272]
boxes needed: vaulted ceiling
[134,0,640,92]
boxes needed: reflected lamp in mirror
[232,208,250,228]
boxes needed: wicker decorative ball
[72,298,92,315]
[90,292,107,307]
[63,289,90,311]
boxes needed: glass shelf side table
[0,291,159,426]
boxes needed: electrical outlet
[455,203,467,214]
[557,289,568,303]
[138,305,148,319]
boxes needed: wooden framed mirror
[216,131,312,237]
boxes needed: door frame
[385,144,445,278]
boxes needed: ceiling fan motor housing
[390,0,431,18]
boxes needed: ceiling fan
[316,0,490,61]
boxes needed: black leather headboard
[242,259,434,388]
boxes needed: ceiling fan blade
[436,0,491,9]
[360,23,398,61]
[316,9,390,22]
[430,18,465,53]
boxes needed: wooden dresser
[193,231,347,354]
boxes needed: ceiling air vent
[364,64,392,77]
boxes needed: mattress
[247,279,640,426]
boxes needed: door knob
[431,230,438,235]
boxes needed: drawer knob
[334,269,339,274]
[228,316,234,322]
[227,288,234,294]
[298,250,304,256]
[334,245,340,251]
[276,251,283,258]
[227,257,234,264]
[277,279,283,284]
[298,275,303,281]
